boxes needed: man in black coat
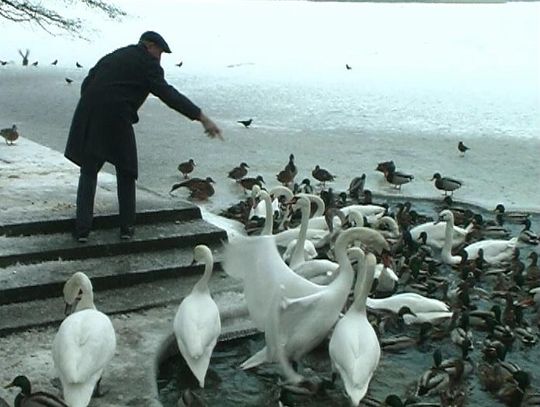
[65,31,222,242]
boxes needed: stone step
[0,218,227,268]
[0,243,226,305]
[0,201,200,236]
[0,272,245,335]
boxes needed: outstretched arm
[199,112,223,141]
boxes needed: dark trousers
[75,155,136,235]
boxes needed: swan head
[437,209,454,224]
[63,272,94,313]
[192,245,212,264]
[290,195,311,212]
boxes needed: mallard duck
[276,168,295,186]
[375,160,396,174]
[238,175,265,192]
[519,219,539,245]
[312,165,335,187]
[0,124,19,145]
[431,173,463,196]
[494,204,530,225]
[174,245,221,388]
[170,177,215,200]
[284,153,298,179]
[4,375,68,406]
[380,322,431,352]
[227,162,249,180]
[384,169,414,190]
[348,174,366,199]
[450,312,474,353]
[177,158,196,178]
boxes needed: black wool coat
[64,44,201,178]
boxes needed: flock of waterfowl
[178,164,537,406]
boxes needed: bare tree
[0,0,125,38]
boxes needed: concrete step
[0,218,227,268]
[0,272,244,335]
[0,201,200,236]
[0,243,225,305]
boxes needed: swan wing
[223,235,321,331]
[329,315,380,405]
[53,309,116,384]
[174,294,221,359]
[465,237,517,263]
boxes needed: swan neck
[261,191,274,236]
[442,216,454,254]
[290,199,310,267]
[76,279,95,311]
[354,253,376,312]
[194,253,213,292]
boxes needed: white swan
[341,204,386,224]
[329,249,380,405]
[367,292,450,314]
[263,228,380,384]
[286,196,338,279]
[173,245,221,388]
[410,218,473,249]
[439,209,517,265]
[251,185,274,236]
[373,253,399,293]
[372,216,401,240]
[249,185,292,221]
[52,272,116,407]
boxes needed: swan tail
[240,347,268,370]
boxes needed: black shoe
[73,231,89,243]
[120,226,135,240]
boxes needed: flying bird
[0,60,7,66]
[176,61,183,67]
[346,64,352,70]
[65,77,73,84]
[76,62,83,68]
[237,118,252,128]
[1,124,19,145]
[177,158,196,178]
[31,61,38,66]
[431,172,463,196]
[51,59,58,65]
[458,141,469,156]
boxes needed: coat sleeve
[146,60,201,121]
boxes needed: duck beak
[4,382,14,389]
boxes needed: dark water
[157,198,540,407]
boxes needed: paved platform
[0,138,251,407]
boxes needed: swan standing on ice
[52,272,116,407]
[174,245,221,388]
[329,249,380,406]
[438,209,517,265]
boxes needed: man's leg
[75,156,104,242]
[116,167,136,239]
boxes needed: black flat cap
[139,31,171,53]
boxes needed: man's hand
[199,112,223,141]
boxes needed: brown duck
[228,162,249,180]
[276,168,294,186]
[170,177,215,200]
[177,158,196,178]
[284,153,298,179]
[238,175,265,192]
[312,165,335,187]
[5,375,68,406]
[1,124,19,145]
